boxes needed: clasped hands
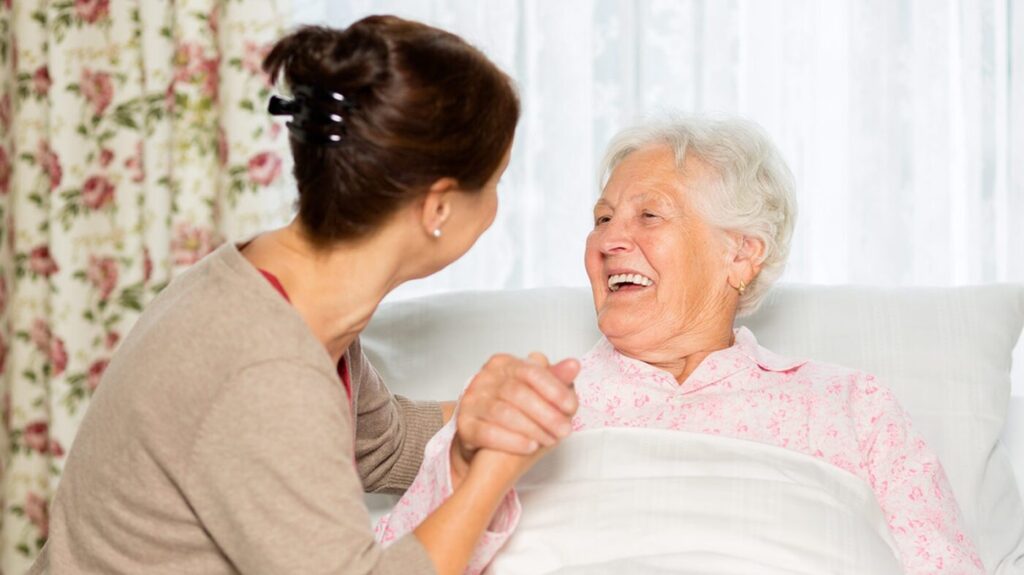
[450,352,580,487]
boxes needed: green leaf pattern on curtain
[0,1,293,571]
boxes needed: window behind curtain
[289,0,1023,392]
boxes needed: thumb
[550,358,581,384]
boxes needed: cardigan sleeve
[349,337,445,494]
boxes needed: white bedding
[486,428,905,575]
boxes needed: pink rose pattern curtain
[0,1,293,571]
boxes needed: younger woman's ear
[420,177,460,236]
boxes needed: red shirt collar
[258,269,291,303]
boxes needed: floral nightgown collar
[594,327,809,394]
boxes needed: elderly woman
[377,117,984,574]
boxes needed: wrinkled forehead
[597,146,715,209]
[592,190,676,212]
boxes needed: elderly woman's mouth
[607,273,655,292]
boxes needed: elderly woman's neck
[613,321,737,385]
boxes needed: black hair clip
[291,85,353,108]
[267,95,301,116]
[267,84,353,147]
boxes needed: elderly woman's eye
[642,211,660,219]
[595,215,611,225]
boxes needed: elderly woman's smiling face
[585,145,754,364]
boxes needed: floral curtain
[0,0,293,571]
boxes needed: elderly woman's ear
[727,233,766,292]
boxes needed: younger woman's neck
[241,221,407,362]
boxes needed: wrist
[449,436,472,488]
[464,449,527,494]
[461,462,518,502]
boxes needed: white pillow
[1008,396,1024,499]
[361,284,1024,572]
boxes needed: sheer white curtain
[292,0,1024,388]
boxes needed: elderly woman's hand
[450,353,579,486]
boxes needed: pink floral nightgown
[376,327,984,575]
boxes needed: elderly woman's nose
[597,218,634,254]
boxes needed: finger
[459,388,559,448]
[461,366,505,412]
[500,375,574,438]
[514,362,579,415]
[526,351,550,368]
[455,384,495,430]
[469,421,539,455]
[550,358,581,386]
[481,353,515,372]
[486,398,559,447]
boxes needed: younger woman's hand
[450,353,579,486]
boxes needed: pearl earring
[432,228,442,238]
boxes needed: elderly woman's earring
[432,228,442,239]
[737,281,747,295]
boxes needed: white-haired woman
[376,117,984,575]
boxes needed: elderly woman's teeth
[608,273,654,291]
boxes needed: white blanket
[486,429,905,575]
